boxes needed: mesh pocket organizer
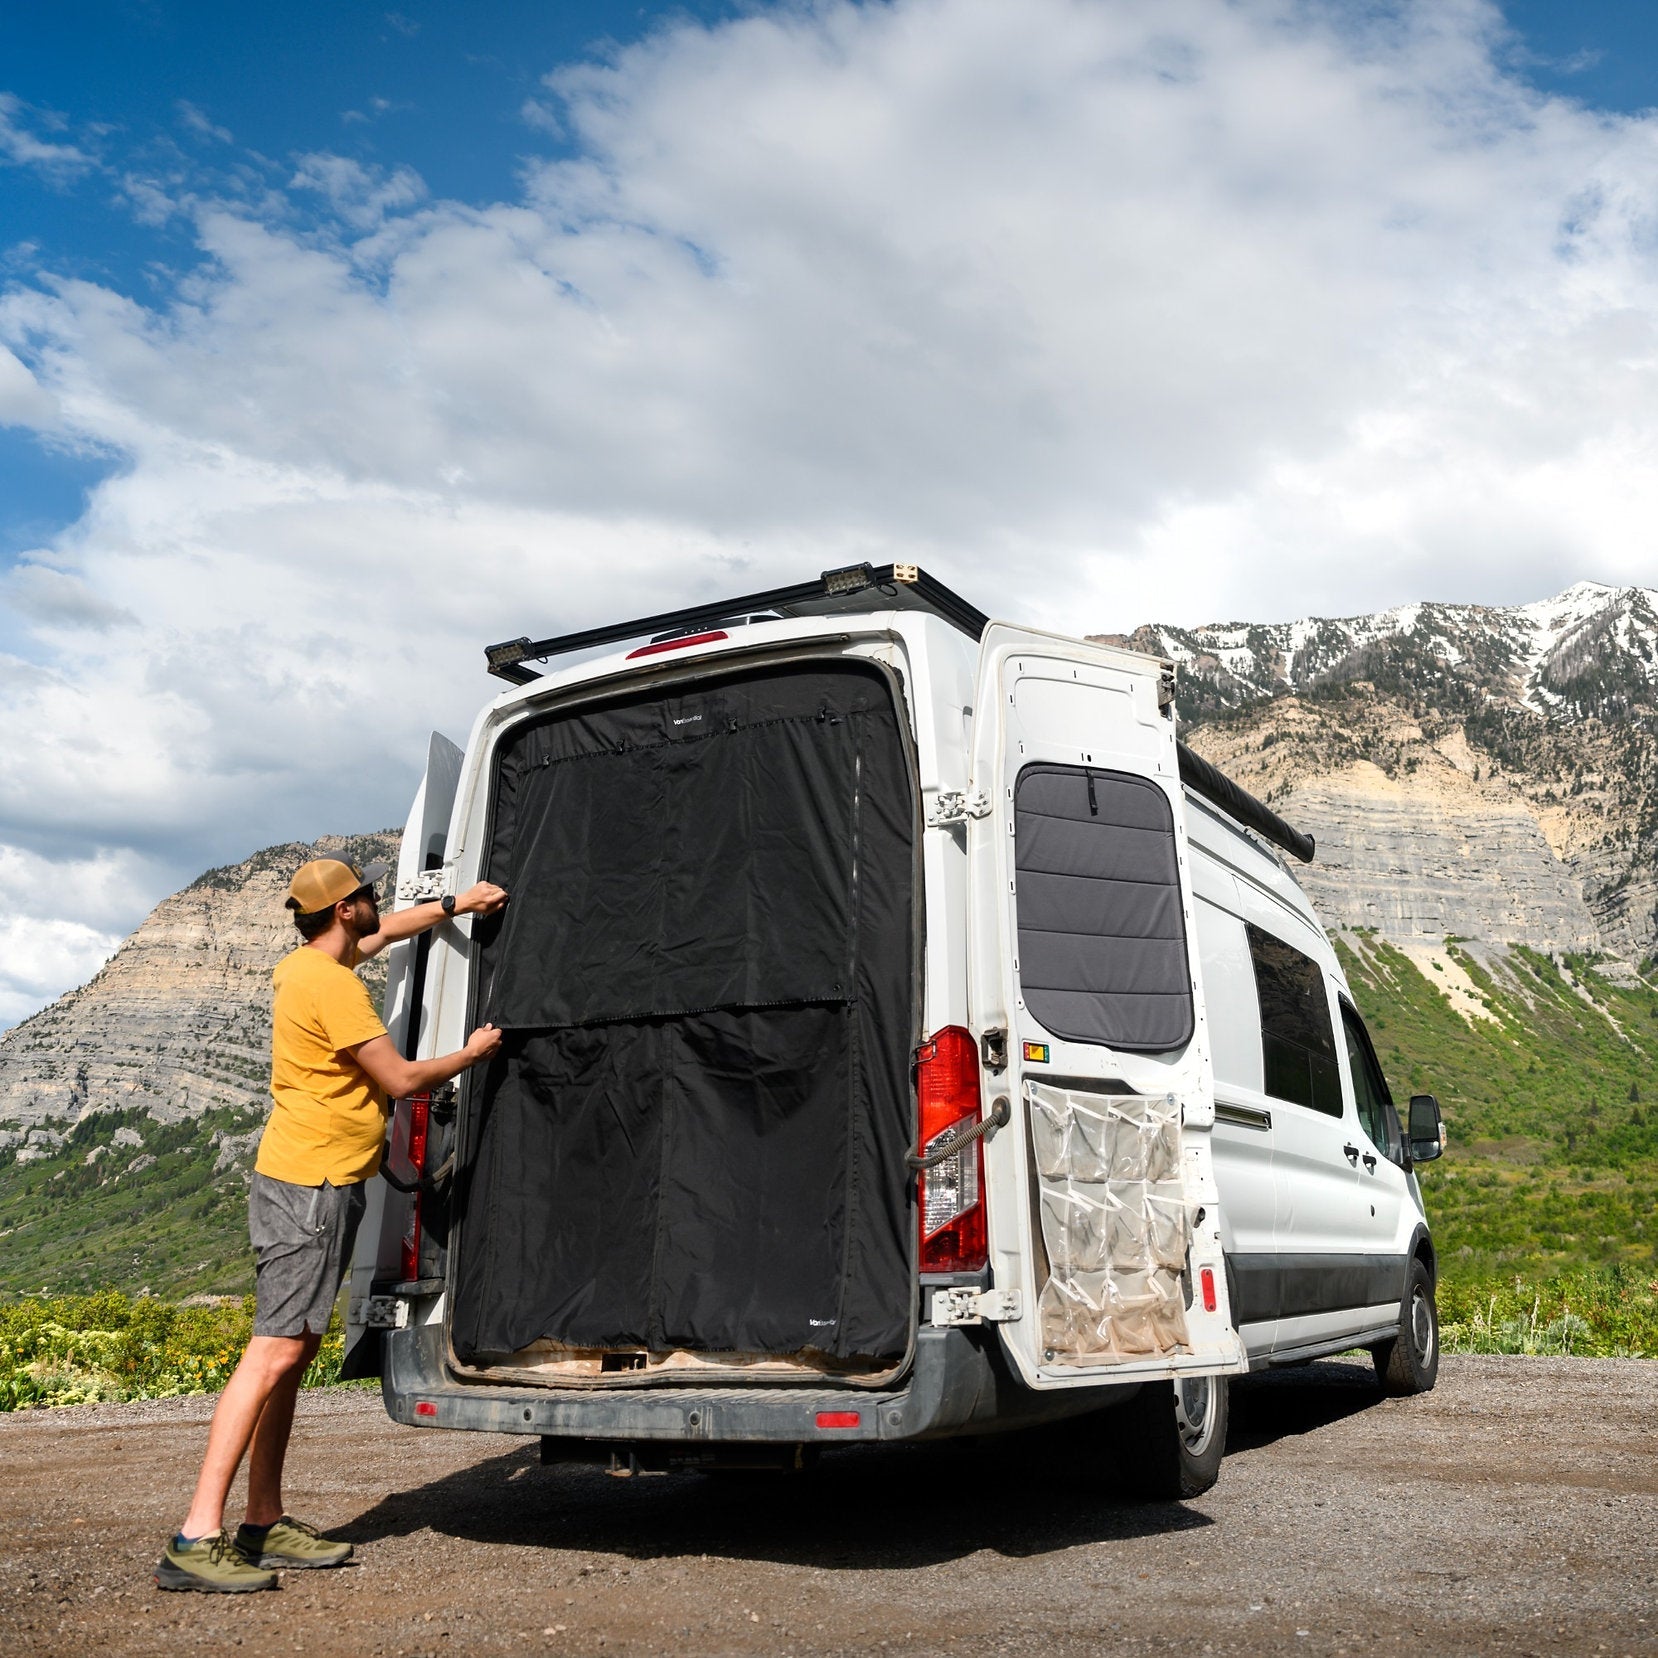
[1029,1081,1190,1363]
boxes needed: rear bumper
[380,1318,1137,1445]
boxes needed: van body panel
[966,626,1245,1389]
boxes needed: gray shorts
[249,1172,367,1339]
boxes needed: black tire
[1111,1373,1228,1500]
[1372,1255,1439,1396]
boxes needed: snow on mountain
[1102,581,1658,722]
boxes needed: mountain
[1099,580,1658,967]
[0,833,398,1141]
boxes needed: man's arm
[348,1023,504,1100]
[356,881,508,960]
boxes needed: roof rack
[484,563,989,684]
[482,562,1316,864]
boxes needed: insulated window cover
[450,661,916,1364]
[1014,766,1193,1053]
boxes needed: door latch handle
[1343,1143,1360,1163]
[1362,1152,1377,1172]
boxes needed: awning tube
[1176,742,1316,864]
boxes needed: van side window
[1013,765,1194,1053]
[1245,924,1341,1116]
[1340,1001,1404,1164]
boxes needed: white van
[344,565,1444,1500]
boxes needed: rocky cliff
[0,833,397,1143]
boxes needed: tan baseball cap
[285,858,390,915]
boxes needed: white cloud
[0,92,93,180]
[289,153,426,228]
[4,0,1658,1025]
[0,917,123,1031]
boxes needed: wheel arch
[1408,1223,1436,1288]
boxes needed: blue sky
[4,0,1658,1028]
[2,1,1653,571]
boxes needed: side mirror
[1408,1094,1445,1163]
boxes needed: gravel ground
[1,1355,1654,1657]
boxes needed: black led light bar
[484,563,990,684]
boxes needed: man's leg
[243,1328,323,1526]
[179,1335,312,1541]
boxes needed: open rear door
[341,730,464,1378]
[966,626,1244,1389]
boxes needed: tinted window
[1245,924,1341,1116]
[1014,765,1194,1053]
[1341,1002,1403,1165]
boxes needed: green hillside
[1338,934,1658,1277]
[0,1106,261,1299]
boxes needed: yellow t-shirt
[255,945,390,1186]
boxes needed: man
[155,856,507,1593]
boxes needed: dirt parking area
[1,1355,1654,1657]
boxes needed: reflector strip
[1200,1266,1217,1314]
[815,1411,860,1429]
[414,1401,437,1418]
[625,630,730,659]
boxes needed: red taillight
[393,1092,431,1283]
[915,1026,987,1274]
[1200,1267,1217,1314]
[625,629,729,659]
[815,1411,860,1430]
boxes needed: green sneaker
[235,1515,353,1570]
[154,1530,278,1594]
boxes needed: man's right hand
[465,1023,503,1064]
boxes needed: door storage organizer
[1027,1080,1191,1363]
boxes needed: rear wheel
[1372,1256,1438,1395]
[1112,1373,1228,1500]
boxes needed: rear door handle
[1343,1143,1360,1164]
[1362,1152,1377,1172]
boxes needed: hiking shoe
[235,1514,353,1570]
[154,1531,278,1594]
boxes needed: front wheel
[1112,1373,1228,1500]
[1372,1256,1439,1395]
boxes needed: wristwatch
[440,894,457,917]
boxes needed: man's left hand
[454,882,508,917]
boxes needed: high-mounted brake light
[394,1092,431,1283]
[625,629,729,659]
[915,1026,988,1274]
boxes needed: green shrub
[1439,1264,1658,1357]
[0,1292,350,1410]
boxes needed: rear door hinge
[395,869,451,904]
[980,1027,1007,1072]
[930,1286,1022,1327]
[927,789,992,828]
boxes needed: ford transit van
[345,565,1443,1500]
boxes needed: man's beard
[346,900,381,943]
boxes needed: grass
[1337,935,1658,1282]
[0,1291,352,1411]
